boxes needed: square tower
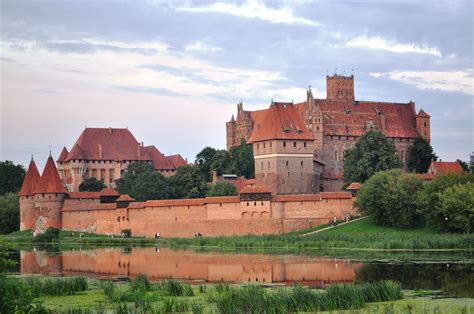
[326,74,355,101]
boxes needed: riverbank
[164,217,473,251]
[2,275,472,313]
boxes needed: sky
[1,0,473,171]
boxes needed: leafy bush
[437,183,474,233]
[355,170,424,228]
[33,227,60,243]
[418,173,474,232]
[131,274,151,292]
[207,182,237,197]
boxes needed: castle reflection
[20,247,361,287]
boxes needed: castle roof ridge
[34,156,67,194]
[19,158,41,196]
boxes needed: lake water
[10,247,474,298]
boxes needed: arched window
[335,150,338,161]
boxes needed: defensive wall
[61,191,355,238]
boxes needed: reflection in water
[20,247,361,287]
[356,262,474,298]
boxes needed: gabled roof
[34,156,66,194]
[247,102,313,143]
[346,182,361,190]
[100,188,120,196]
[429,161,463,175]
[417,109,430,118]
[65,128,151,162]
[19,158,41,196]
[312,99,419,138]
[57,147,69,162]
[116,194,134,202]
[144,146,187,171]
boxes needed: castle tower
[248,102,315,194]
[18,157,41,231]
[226,115,237,150]
[33,155,67,233]
[326,74,354,101]
[416,109,431,142]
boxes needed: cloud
[346,36,441,56]
[176,0,318,26]
[371,70,474,95]
[185,41,222,52]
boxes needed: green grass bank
[165,217,474,251]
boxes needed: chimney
[212,170,218,184]
[99,144,102,158]
[108,127,112,134]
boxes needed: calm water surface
[11,247,474,297]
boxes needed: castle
[19,74,432,238]
[19,155,355,237]
[56,128,187,192]
[227,74,431,192]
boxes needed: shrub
[33,227,60,243]
[356,170,424,228]
[131,274,151,292]
[438,183,474,233]
[418,173,474,232]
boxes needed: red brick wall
[61,194,356,238]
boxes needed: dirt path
[298,216,369,237]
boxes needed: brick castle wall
[61,193,355,238]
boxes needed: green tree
[438,183,474,233]
[169,165,208,199]
[407,137,437,173]
[210,150,232,176]
[229,139,255,179]
[79,177,106,192]
[343,130,403,187]
[0,161,26,195]
[469,154,474,173]
[116,162,170,201]
[456,159,469,173]
[0,193,19,234]
[195,147,218,182]
[207,182,238,197]
[355,169,424,228]
[417,173,474,232]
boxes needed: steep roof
[429,161,463,175]
[34,156,66,194]
[57,147,69,162]
[18,158,41,196]
[314,99,418,138]
[417,109,430,118]
[116,194,134,202]
[144,146,187,170]
[346,182,361,190]
[247,102,313,143]
[65,128,151,162]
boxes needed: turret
[33,155,67,233]
[18,157,41,231]
[416,109,431,142]
[326,74,355,101]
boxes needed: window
[316,126,320,131]
[424,122,427,127]
[304,142,307,148]
[269,142,272,148]
[263,143,266,148]
[301,161,304,167]
[293,142,296,147]
[257,144,259,149]
[286,161,289,167]
[267,161,270,169]
[261,162,264,170]
[283,141,286,147]
[335,150,338,161]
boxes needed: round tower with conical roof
[32,155,67,233]
[18,157,41,231]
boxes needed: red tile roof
[428,161,463,175]
[100,188,120,196]
[240,186,271,194]
[19,158,41,196]
[68,192,101,199]
[65,128,151,162]
[213,175,247,192]
[34,156,67,194]
[314,100,419,138]
[57,147,69,162]
[346,182,361,190]
[248,103,313,143]
[417,109,430,118]
[272,194,322,202]
[116,194,134,202]
[320,192,352,199]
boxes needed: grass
[4,274,469,313]
[164,217,474,251]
